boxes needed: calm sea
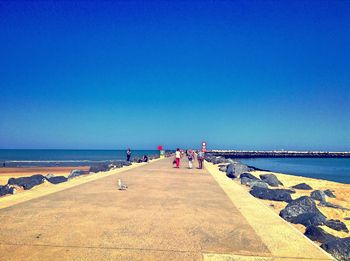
[240,158,350,184]
[0,149,159,167]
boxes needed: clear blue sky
[0,1,349,151]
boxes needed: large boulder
[249,180,269,189]
[46,176,68,185]
[291,183,313,190]
[0,185,16,197]
[8,174,45,190]
[250,187,293,202]
[259,174,283,187]
[311,190,327,202]
[324,189,336,198]
[240,173,259,180]
[304,225,337,243]
[279,196,327,226]
[226,163,251,179]
[88,164,110,173]
[321,237,350,261]
[325,219,349,233]
[240,173,267,188]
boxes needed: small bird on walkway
[118,179,128,190]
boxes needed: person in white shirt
[175,148,181,168]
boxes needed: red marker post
[158,145,165,158]
[202,141,207,152]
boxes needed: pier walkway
[0,158,332,260]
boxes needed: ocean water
[0,149,159,167]
[239,158,350,184]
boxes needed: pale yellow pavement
[0,158,332,260]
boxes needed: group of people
[174,148,205,169]
[126,148,148,163]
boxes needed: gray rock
[250,187,293,202]
[311,190,327,202]
[319,201,350,211]
[46,176,68,184]
[240,173,266,188]
[291,183,313,190]
[88,164,110,173]
[324,189,336,198]
[240,173,259,180]
[219,165,227,172]
[259,174,283,187]
[304,225,337,243]
[68,169,89,179]
[226,163,251,179]
[279,196,327,226]
[241,177,252,185]
[321,237,350,261]
[0,185,16,197]
[8,174,45,190]
[325,219,349,233]
[249,180,269,189]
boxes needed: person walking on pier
[175,148,181,168]
[187,150,194,169]
[197,150,204,169]
[126,148,132,162]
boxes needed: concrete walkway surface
[0,158,332,260]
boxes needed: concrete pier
[0,158,332,260]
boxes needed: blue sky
[0,1,349,150]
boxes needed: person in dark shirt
[142,155,149,163]
[126,148,131,162]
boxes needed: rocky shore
[206,155,350,261]
[0,155,159,198]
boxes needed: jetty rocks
[319,201,350,211]
[292,183,313,190]
[324,189,336,198]
[8,174,45,190]
[305,226,337,243]
[226,163,253,179]
[325,219,349,233]
[321,237,350,261]
[46,176,68,184]
[209,156,350,260]
[311,190,327,202]
[0,185,16,197]
[250,187,293,202]
[89,164,110,174]
[279,196,327,226]
[259,174,283,187]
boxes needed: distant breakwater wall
[207,150,350,158]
